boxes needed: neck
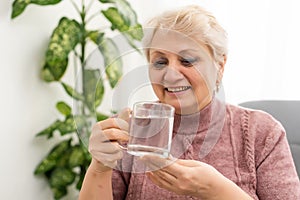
[175,95,213,115]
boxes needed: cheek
[149,68,163,83]
[149,68,169,101]
[182,68,211,100]
[181,67,206,86]
[151,83,164,99]
[149,69,165,90]
[188,65,217,93]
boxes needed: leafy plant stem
[80,4,87,116]
[69,0,80,15]
[73,49,81,60]
[86,0,96,14]
[10,0,143,198]
[86,11,101,24]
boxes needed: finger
[175,159,200,167]
[89,127,128,145]
[90,151,123,168]
[101,128,129,142]
[140,155,175,169]
[151,168,177,183]
[118,107,131,122]
[91,151,123,162]
[144,159,165,171]
[147,172,181,195]
[94,118,129,131]
[90,142,120,154]
[146,171,173,189]
[141,155,179,181]
[140,156,175,171]
[143,156,200,179]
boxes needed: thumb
[175,159,200,167]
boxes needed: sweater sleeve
[254,113,300,200]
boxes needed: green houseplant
[11,0,143,199]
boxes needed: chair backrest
[239,100,300,178]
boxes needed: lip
[164,86,191,96]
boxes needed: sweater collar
[173,97,225,135]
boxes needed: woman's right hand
[88,108,130,173]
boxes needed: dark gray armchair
[239,100,300,178]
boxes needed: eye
[180,57,199,67]
[151,58,168,70]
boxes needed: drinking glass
[126,102,175,158]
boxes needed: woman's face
[148,30,220,115]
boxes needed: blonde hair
[143,5,228,64]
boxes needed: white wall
[1,0,300,199]
[129,0,300,105]
[0,1,81,199]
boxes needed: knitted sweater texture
[112,98,300,199]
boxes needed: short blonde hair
[143,5,228,64]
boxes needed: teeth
[167,86,190,92]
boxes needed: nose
[163,62,184,83]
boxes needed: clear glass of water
[127,102,175,158]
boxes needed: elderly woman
[79,5,300,200]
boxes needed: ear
[218,54,227,75]
[216,55,227,90]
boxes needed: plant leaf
[83,69,104,111]
[96,112,109,121]
[68,145,85,168]
[42,17,81,82]
[114,0,144,43]
[73,115,87,130]
[122,32,142,53]
[34,158,56,175]
[57,117,76,135]
[88,32,123,88]
[31,0,62,5]
[98,37,122,88]
[102,7,128,31]
[99,0,138,26]
[56,101,72,116]
[34,140,71,174]
[36,120,61,138]
[126,24,143,41]
[41,66,56,82]
[61,82,84,101]
[76,170,85,190]
[49,167,76,188]
[57,115,87,135]
[88,31,104,44]
[56,148,72,167]
[11,0,28,19]
[100,0,143,50]
[98,0,115,3]
[75,145,91,189]
[11,0,63,19]
[114,0,137,26]
[51,186,67,200]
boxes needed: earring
[215,71,222,92]
[215,80,220,92]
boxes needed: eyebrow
[179,49,199,54]
[149,49,199,57]
[149,51,165,57]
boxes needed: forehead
[149,29,211,57]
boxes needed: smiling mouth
[165,86,191,92]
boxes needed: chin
[165,100,199,115]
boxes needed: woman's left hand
[140,155,226,199]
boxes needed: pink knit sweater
[112,98,300,199]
